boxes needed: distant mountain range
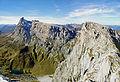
[0,24,16,33]
[107,25,120,31]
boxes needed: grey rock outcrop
[52,22,120,82]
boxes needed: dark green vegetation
[0,35,76,77]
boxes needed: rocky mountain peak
[52,22,120,82]
[19,17,24,23]
[17,17,32,28]
[9,17,32,42]
[9,17,79,44]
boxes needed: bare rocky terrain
[53,22,120,82]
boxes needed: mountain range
[0,19,120,34]
[0,17,79,79]
[0,17,119,81]
[0,24,16,33]
[107,25,120,31]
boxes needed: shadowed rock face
[52,22,120,82]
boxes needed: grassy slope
[0,35,76,76]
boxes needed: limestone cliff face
[52,22,120,82]
[10,17,78,44]
[30,22,50,42]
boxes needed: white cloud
[0,5,119,25]
[68,8,114,17]
[67,15,120,25]
[0,16,67,24]
[0,16,20,24]
[0,14,120,25]
[100,14,120,18]
[26,16,67,24]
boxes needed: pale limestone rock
[52,22,120,82]
[30,22,50,42]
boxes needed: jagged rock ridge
[10,17,80,44]
[52,22,120,82]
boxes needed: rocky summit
[52,22,120,82]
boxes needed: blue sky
[0,0,120,25]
